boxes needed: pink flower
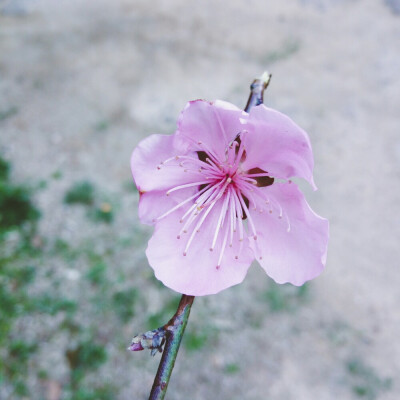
[131,100,329,296]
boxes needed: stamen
[210,189,230,251]
[232,133,247,169]
[237,192,258,239]
[216,217,230,269]
[155,184,210,221]
[166,180,210,195]
[183,200,218,255]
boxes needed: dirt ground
[1,0,399,399]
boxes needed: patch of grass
[346,358,392,399]
[146,297,180,329]
[224,363,240,374]
[93,120,110,132]
[0,106,18,122]
[184,324,218,352]
[122,179,137,193]
[262,38,300,64]
[0,156,40,235]
[52,239,80,262]
[86,261,107,286]
[64,181,95,206]
[184,330,208,351]
[0,156,10,180]
[66,341,108,388]
[69,384,117,400]
[261,282,309,312]
[88,202,114,224]
[111,288,138,321]
[51,170,63,180]
[30,295,77,316]
[2,341,38,397]
[0,182,40,232]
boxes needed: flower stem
[148,295,195,400]
[244,71,272,112]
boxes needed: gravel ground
[1,0,399,399]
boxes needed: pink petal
[138,187,197,225]
[174,100,247,161]
[146,200,254,296]
[241,105,316,188]
[131,134,200,192]
[249,182,329,285]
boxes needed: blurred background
[1,0,399,399]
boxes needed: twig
[244,71,272,112]
[129,295,194,400]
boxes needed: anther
[254,235,258,240]
[183,252,187,256]
[235,255,238,260]
[216,265,220,270]
[209,248,213,252]
[177,235,181,239]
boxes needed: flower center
[155,138,289,269]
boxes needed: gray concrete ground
[1,0,399,399]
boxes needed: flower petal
[131,134,200,192]
[248,182,329,285]
[146,200,254,296]
[241,105,316,188]
[174,100,247,160]
[138,187,197,225]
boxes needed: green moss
[30,295,77,316]
[51,170,63,180]
[93,120,110,132]
[261,282,309,312]
[0,106,18,121]
[86,261,107,286]
[70,384,116,400]
[224,363,240,374]
[0,156,10,181]
[184,330,208,351]
[0,181,40,233]
[146,297,180,329]
[112,288,138,321]
[64,181,95,206]
[88,203,114,224]
[346,358,392,399]
[66,341,108,388]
